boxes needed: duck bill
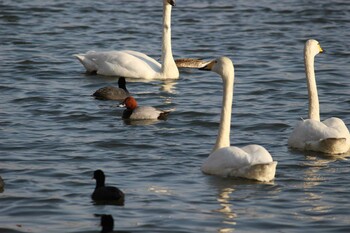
[199,60,215,71]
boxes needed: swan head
[199,56,234,80]
[120,96,138,110]
[165,0,176,6]
[305,39,324,57]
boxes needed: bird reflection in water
[299,152,348,222]
[159,80,177,94]
[214,187,237,233]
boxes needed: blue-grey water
[1,0,350,232]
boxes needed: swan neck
[160,4,178,77]
[213,72,234,152]
[305,52,320,121]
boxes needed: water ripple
[1,0,350,232]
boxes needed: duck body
[121,97,169,120]
[288,39,350,154]
[92,186,124,203]
[123,106,169,120]
[93,86,129,101]
[175,58,210,68]
[93,77,130,101]
[92,170,124,204]
[199,57,277,182]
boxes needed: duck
[93,77,130,101]
[199,57,277,182]
[100,215,114,233]
[120,96,170,120]
[92,170,125,205]
[74,0,179,80]
[288,39,350,154]
[175,58,210,68]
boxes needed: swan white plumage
[288,39,350,154]
[74,0,179,80]
[200,57,277,182]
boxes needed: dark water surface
[1,0,350,232]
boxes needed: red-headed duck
[120,96,170,120]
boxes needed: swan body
[202,145,276,182]
[92,169,124,205]
[74,0,179,80]
[200,57,277,182]
[120,96,170,120]
[93,77,130,101]
[288,39,350,154]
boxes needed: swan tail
[234,161,277,182]
[73,54,97,74]
[306,138,349,154]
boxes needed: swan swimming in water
[200,57,277,182]
[288,39,350,154]
[93,77,130,101]
[74,0,179,80]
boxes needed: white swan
[200,57,277,182]
[74,0,179,80]
[288,39,350,154]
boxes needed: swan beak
[168,0,176,6]
[199,60,215,71]
[318,44,324,53]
